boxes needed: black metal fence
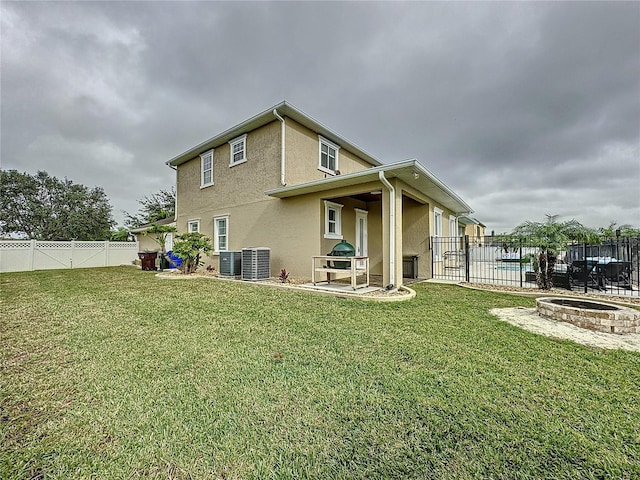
[431,235,640,297]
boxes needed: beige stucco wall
[137,235,160,253]
[365,201,383,275]
[319,196,367,255]
[202,196,321,277]
[174,115,386,280]
[176,117,378,234]
[173,112,465,285]
[285,118,374,186]
[463,223,486,243]
[176,120,282,227]
[429,201,458,236]
[177,115,382,278]
[402,196,430,279]
[198,191,376,280]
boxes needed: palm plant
[141,223,177,270]
[599,221,640,239]
[512,215,595,289]
[172,232,213,274]
[142,223,177,255]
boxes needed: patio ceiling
[265,159,473,215]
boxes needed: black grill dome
[329,240,355,269]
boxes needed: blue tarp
[166,251,182,268]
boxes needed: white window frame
[164,232,174,252]
[449,215,459,252]
[433,207,443,261]
[228,134,247,167]
[324,201,343,239]
[200,150,214,188]
[355,208,368,269]
[188,219,200,233]
[318,136,339,175]
[214,215,229,252]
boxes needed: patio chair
[597,262,632,289]
[444,250,463,268]
[568,260,600,290]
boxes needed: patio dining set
[567,257,633,291]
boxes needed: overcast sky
[2,1,639,233]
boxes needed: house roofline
[265,159,473,215]
[165,101,383,168]
[129,218,176,234]
[459,215,486,227]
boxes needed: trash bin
[166,251,182,268]
[138,251,158,271]
[403,255,419,279]
[159,253,170,270]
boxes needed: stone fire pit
[536,297,640,334]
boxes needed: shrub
[279,268,290,283]
[172,232,213,274]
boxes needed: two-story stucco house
[166,101,473,288]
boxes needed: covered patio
[265,159,473,288]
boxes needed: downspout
[169,164,178,221]
[378,171,395,288]
[273,109,286,186]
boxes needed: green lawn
[1,267,639,479]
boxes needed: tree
[141,223,178,270]
[141,223,177,255]
[0,170,114,240]
[599,221,640,239]
[110,227,132,242]
[511,215,594,290]
[125,188,175,228]
[172,232,213,274]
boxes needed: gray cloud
[2,1,638,232]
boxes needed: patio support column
[381,177,404,289]
[393,187,403,288]
[381,182,391,287]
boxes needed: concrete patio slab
[302,282,381,294]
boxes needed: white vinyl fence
[0,240,140,273]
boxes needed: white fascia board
[166,103,287,167]
[129,221,176,234]
[264,162,401,197]
[265,159,473,215]
[166,101,383,168]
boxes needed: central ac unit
[241,247,270,281]
[219,251,242,276]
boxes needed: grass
[1,267,639,479]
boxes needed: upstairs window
[229,134,247,166]
[200,150,214,187]
[318,136,339,175]
[324,201,343,239]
